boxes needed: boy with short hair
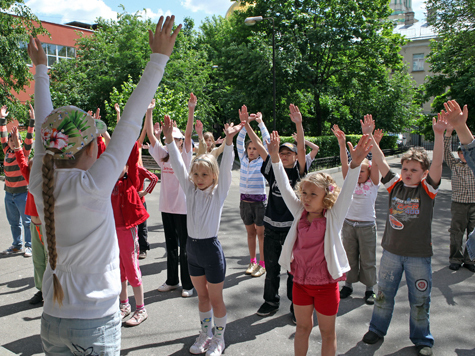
[443,124,475,271]
[361,114,447,356]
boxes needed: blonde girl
[195,119,225,158]
[268,131,372,356]
[162,114,244,356]
[27,17,180,355]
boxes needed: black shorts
[186,236,226,284]
[240,201,266,226]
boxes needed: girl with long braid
[27,17,181,355]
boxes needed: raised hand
[433,111,448,135]
[195,119,203,137]
[188,93,197,109]
[1,105,9,118]
[114,103,121,113]
[10,126,21,149]
[239,105,250,124]
[348,134,373,167]
[27,36,47,66]
[443,100,468,130]
[172,120,177,128]
[162,115,174,144]
[28,103,35,120]
[331,124,346,146]
[93,108,101,120]
[268,130,280,161]
[291,132,297,141]
[215,136,224,145]
[148,16,182,56]
[289,104,302,124]
[360,114,375,135]
[445,122,454,137]
[148,99,155,111]
[224,122,245,138]
[154,122,162,137]
[373,129,384,145]
[255,112,263,124]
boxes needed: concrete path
[0,154,474,356]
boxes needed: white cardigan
[275,161,361,280]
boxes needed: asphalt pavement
[0,154,474,356]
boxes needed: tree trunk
[314,91,323,136]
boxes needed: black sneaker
[29,291,43,305]
[449,263,462,271]
[256,302,279,316]
[339,286,353,299]
[362,330,382,344]
[290,303,296,324]
[364,291,375,305]
[416,345,433,356]
[463,263,475,272]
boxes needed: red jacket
[15,150,38,217]
[111,142,149,229]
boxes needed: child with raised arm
[27,16,181,354]
[332,116,382,305]
[145,94,195,297]
[236,109,270,277]
[362,113,447,356]
[268,130,372,356]
[292,132,319,171]
[196,119,225,158]
[163,114,243,356]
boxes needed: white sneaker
[24,247,32,257]
[157,282,180,292]
[189,331,212,354]
[182,288,194,298]
[206,337,225,356]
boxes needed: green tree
[0,0,46,122]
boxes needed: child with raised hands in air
[162,114,244,356]
[236,108,270,277]
[332,116,383,305]
[195,119,225,158]
[27,16,181,355]
[268,130,373,356]
[292,132,320,171]
[145,94,195,297]
[362,113,446,356]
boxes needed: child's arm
[369,122,390,178]
[444,100,473,145]
[211,139,225,158]
[443,124,458,170]
[306,139,319,160]
[114,103,121,123]
[332,124,349,179]
[0,105,9,155]
[137,166,158,198]
[102,132,111,146]
[371,129,383,185]
[236,119,247,162]
[429,112,447,184]
[184,93,196,154]
[11,126,30,183]
[362,115,379,184]
[126,141,141,190]
[289,104,306,176]
[254,112,270,151]
[22,103,35,158]
[241,105,268,160]
[195,119,207,156]
[144,100,159,148]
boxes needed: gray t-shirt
[381,170,439,257]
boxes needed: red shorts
[293,282,339,316]
[117,226,142,287]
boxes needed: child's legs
[14,193,31,247]
[4,192,22,247]
[161,212,180,286]
[357,224,377,288]
[137,201,150,252]
[256,225,264,261]
[316,312,337,356]
[463,203,475,264]
[449,201,469,264]
[191,276,226,317]
[120,281,128,301]
[245,224,258,259]
[404,256,434,347]
[294,304,314,356]
[31,223,47,291]
[175,215,193,290]
[263,229,286,305]
[342,222,360,284]
[117,227,142,302]
[369,250,404,337]
[132,285,144,307]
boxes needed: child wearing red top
[136,165,158,257]
[111,141,149,327]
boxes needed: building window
[412,53,425,72]
[42,44,76,67]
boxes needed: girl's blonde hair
[295,172,341,209]
[190,153,219,189]
[42,140,94,306]
[203,132,215,153]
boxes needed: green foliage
[0,0,47,123]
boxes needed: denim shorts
[240,201,266,226]
[186,236,226,283]
[41,310,121,355]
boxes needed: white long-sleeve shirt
[30,53,169,319]
[166,140,234,239]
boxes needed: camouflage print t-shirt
[381,170,439,257]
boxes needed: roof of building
[393,21,437,40]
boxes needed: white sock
[213,314,227,340]
[199,309,213,337]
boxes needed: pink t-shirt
[291,211,346,285]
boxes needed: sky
[24,0,428,28]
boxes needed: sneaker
[29,291,43,305]
[256,302,279,316]
[364,291,375,305]
[362,330,383,344]
[120,303,131,320]
[339,286,353,299]
[138,251,147,260]
[245,263,258,275]
[189,331,212,354]
[416,345,433,356]
[206,336,225,356]
[182,288,194,298]
[251,265,266,277]
[124,308,147,327]
[449,263,462,271]
[463,263,475,272]
[24,247,32,257]
[290,303,296,324]
[157,282,180,292]
[2,245,22,255]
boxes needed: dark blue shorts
[186,236,226,284]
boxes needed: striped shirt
[444,136,475,203]
[237,122,270,196]
[1,118,35,194]
[138,166,159,203]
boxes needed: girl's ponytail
[42,153,64,306]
